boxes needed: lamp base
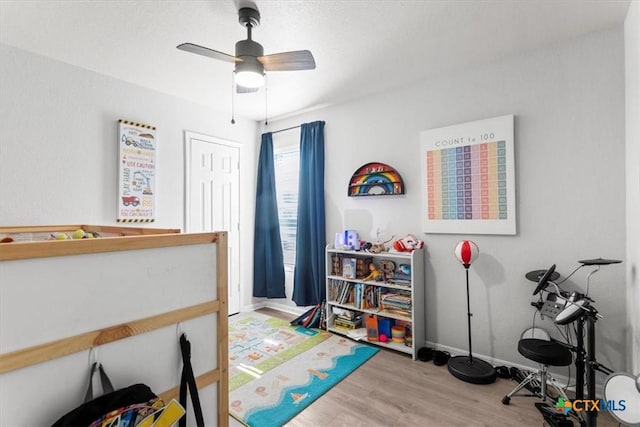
[447,355,497,385]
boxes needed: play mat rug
[229,311,379,427]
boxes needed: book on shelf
[388,279,411,287]
[380,292,412,309]
[332,306,356,320]
[333,316,362,330]
[329,279,354,305]
[342,257,356,279]
[380,308,412,319]
[379,291,412,318]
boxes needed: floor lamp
[447,240,497,385]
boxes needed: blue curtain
[253,132,286,298]
[293,121,326,306]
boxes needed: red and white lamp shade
[454,240,479,268]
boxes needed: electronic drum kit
[524,258,640,427]
[526,258,621,327]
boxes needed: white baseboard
[239,301,267,313]
[240,301,309,316]
[263,301,308,316]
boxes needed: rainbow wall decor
[348,162,405,197]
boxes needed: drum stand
[572,308,613,427]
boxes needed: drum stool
[502,338,573,405]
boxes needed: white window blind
[273,141,300,267]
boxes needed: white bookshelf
[325,245,425,360]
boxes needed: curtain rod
[269,125,301,134]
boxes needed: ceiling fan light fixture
[178,6,315,93]
[234,59,265,88]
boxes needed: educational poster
[420,115,516,235]
[117,119,156,223]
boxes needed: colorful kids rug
[229,312,378,427]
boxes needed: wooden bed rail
[0,232,212,261]
[0,300,219,374]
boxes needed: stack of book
[332,307,362,330]
[380,291,412,318]
[352,284,382,310]
[328,279,352,304]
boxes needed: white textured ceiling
[0,0,631,122]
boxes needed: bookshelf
[325,245,425,360]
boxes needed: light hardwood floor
[249,308,620,427]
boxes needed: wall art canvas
[117,119,156,223]
[420,115,516,235]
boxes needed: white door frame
[184,131,241,315]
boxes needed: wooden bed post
[217,231,229,427]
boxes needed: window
[273,133,300,267]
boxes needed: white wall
[0,43,259,308]
[625,1,640,376]
[1,22,631,375]
[266,28,627,370]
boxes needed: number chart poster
[420,114,516,235]
[117,119,156,223]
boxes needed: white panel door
[185,132,240,315]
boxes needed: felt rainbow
[348,162,404,196]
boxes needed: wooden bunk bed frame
[0,225,229,426]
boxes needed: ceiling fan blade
[177,43,240,63]
[258,50,316,71]
[237,85,259,94]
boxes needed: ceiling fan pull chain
[264,74,268,125]
[231,71,236,125]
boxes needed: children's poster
[117,119,156,223]
[420,115,516,235]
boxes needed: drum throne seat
[502,338,573,405]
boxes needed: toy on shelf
[362,263,382,281]
[380,260,396,282]
[363,228,394,253]
[393,234,425,252]
[334,230,360,250]
[49,232,69,240]
[48,229,101,240]
[369,237,393,253]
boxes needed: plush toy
[393,234,425,252]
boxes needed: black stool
[502,338,572,405]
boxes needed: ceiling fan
[177,6,316,93]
